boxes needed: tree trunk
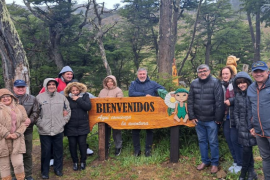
[247,11,256,58]
[97,38,112,75]
[205,41,211,65]
[0,0,30,93]
[255,9,261,62]
[158,0,174,75]
[49,26,65,69]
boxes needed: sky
[5,0,124,9]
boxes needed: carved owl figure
[226,55,240,75]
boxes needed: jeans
[39,133,63,176]
[240,146,254,177]
[223,120,243,166]
[132,129,153,152]
[195,120,219,166]
[256,136,270,180]
[68,135,87,163]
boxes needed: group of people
[0,61,270,180]
[189,61,270,180]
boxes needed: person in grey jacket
[247,61,270,180]
[36,78,71,179]
[12,80,39,180]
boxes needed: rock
[217,169,227,179]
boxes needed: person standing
[129,68,165,157]
[188,64,224,174]
[247,61,270,179]
[11,80,39,180]
[219,66,243,173]
[0,89,28,180]
[98,75,124,156]
[63,82,91,171]
[233,72,257,180]
[36,78,71,179]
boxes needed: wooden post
[170,126,179,163]
[98,123,109,160]
[242,64,249,72]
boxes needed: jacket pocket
[0,138,9,157]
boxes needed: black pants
[240,146,254,177]
[132,129,153,152]
[68,135,87,163]
[40,133,63,176]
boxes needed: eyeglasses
[252,62,265,67]
[1,95,11,99]
[197,70,209,74]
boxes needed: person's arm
[14,106,27,138]
[154,82,165,95]
[187,84,195,120]
[63,97,71,123]
[233,95,240,129]
[214,81,225,122]
[29,98,40,124]
[129,82,146,97]
[247,96,253,131]
[76,94,91,111]
[172,103,178,114]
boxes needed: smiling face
[197,68,210,80]
[0,94,13,106]
[222,68,232,82]
[252,69,269,84]
[106,78,115,89]
[47,81,57,93]
[71,86,80,95]
[137,70,147,82]
[62,71,73,82]
[175,92,188,102]
[13,86,26,96]
[237,82,248,91]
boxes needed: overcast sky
[5,0,124,9]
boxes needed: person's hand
[224,100,230,106]
[191,119,198,125]
[24,118,31,127]
[72,95,79,101]
[215,121,222,124]
[250,128,256,136]
[5,134,12,139]
[10,134,18,139]
[146,94,152,97]
[172,111,176,114]
[63,110,68,117]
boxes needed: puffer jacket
[247,76,270,137]
[221,79,236,126]
[14,94,39,135]
[0,89,27,157]
[36,78,71,136]
[187,75,224,122]
[129,77,165,97]
[63,82,91,136]
[98,75,124,98]
[233,72,256,146]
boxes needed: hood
[43,78,59,92]
[58,66,74,79]
[103,75,118,89]
[64,82,88,96]
[233,71,252,92]
[0,88,18,103]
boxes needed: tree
[23,0,91,69]
[0,0,30,92]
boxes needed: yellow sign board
[89,97,195,130]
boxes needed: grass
[31,125,264,179]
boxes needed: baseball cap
[251,61,269,72]
[14,80,27,87]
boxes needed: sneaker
[233,166,242,174]
[145,150,151,157]
[228,163,237,172]
[87,148,94,155]
[49,159,54,166]
[115,148,121,156]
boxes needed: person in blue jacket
[129,67,165,157]
[247,61,270,179]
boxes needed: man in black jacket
[12,80,39,180]
[187,64,224,174]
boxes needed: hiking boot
[196,163,210,170]
[115,148,121,156]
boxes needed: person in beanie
[233,72,257,180]
[11,80,39,180]
[0,89,28,180]
[247,61,270,179]
[36,78,71,179]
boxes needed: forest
[0,0,270,95]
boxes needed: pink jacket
[98,75,123,98]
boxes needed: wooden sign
[89,96,195,130]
